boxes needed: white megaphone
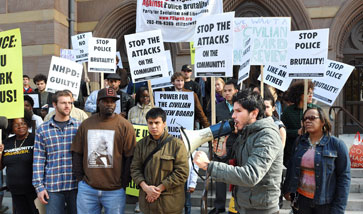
[180,119,234,155]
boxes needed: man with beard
[71,88,136,214]
[33,90,81,214]
[194,89,283,214]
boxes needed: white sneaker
[135,202,140,213]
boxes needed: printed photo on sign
[194,12,235,77]
[71,32,92,63]
[88,37,117,73]
[233,17,291,65]
[87,130,114,168]
[312,60,355,105]
[45,56,83,99]
[0,28,24,119]
[125,30,168,83]
[154,91,194,137]
[287,28,329,78]
[136,0,223,42]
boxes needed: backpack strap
[142,136,174,171]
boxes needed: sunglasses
[182,70,192,72]
[302,116,320,122]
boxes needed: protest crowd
[0,1,359,214]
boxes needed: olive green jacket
[131,131,189,214]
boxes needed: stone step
[190,190,363,211]
[280,193,363,211]
[196,176,363,193]
[351,168,363,178]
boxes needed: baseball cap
[97,88,120,101]
[181,64,192,71]
[106,73,121,80]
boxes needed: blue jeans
[184,182,191,214]
[46,190,77,214]
[77,180,126,214]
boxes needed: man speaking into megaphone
[194,89,283,214]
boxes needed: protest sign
[26,93,40,109]
[116,51,123,69]
[287,29,329,78]
[60,49,80,62]
[45,56,83,99]
[312,60,354,105]
[0,28,24,119]
[237,37,253,85]
[71,32,92,63]
[150,77,173,89]
[88,37,117,73]
[136,0,223,42]
[149,50,174,89]
[165,50,173,76]
[234,17,291,65]
[194,12,234,77]
[155,91,194,137]
[190,42,195,65]
[258,65,292,92]
[125,30,168,83]
[125,124,149,197]
[114,95,121,114]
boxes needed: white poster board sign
[125,30,168,83]
[154,91,194,137]
[258,65,292,92]
[136,0,223,42]
[26,94,40,109]
[88,37,117,73]
[165,50,173,76]
[115,95,121,114]
[60,49,80,63]
[116,51,123,69]
[312,60,355,105]
[150,77,173,89]
[194,12,235,77]
[287,28,329,78]
[237,37,253,85]
[233,17,291,65]
[45,56,83,99]
[71,32,92,63]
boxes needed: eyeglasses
[302,116,320,122]
[182,70,192,72]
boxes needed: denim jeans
[46,190,77,214]
[184,183,191,214]
[77,180,126,214]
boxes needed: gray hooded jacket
[207,117,283,214]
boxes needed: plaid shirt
[32,116,80,193]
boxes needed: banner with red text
[136,0,223,42]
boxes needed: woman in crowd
[0,111,39,214]
[264,95,286,148]
[215,77,225,104]
[281,80,317,167]
[128,87,152,125]
[283,107,350,214]
[127,87,152,213]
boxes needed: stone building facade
[0,0,362,133]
